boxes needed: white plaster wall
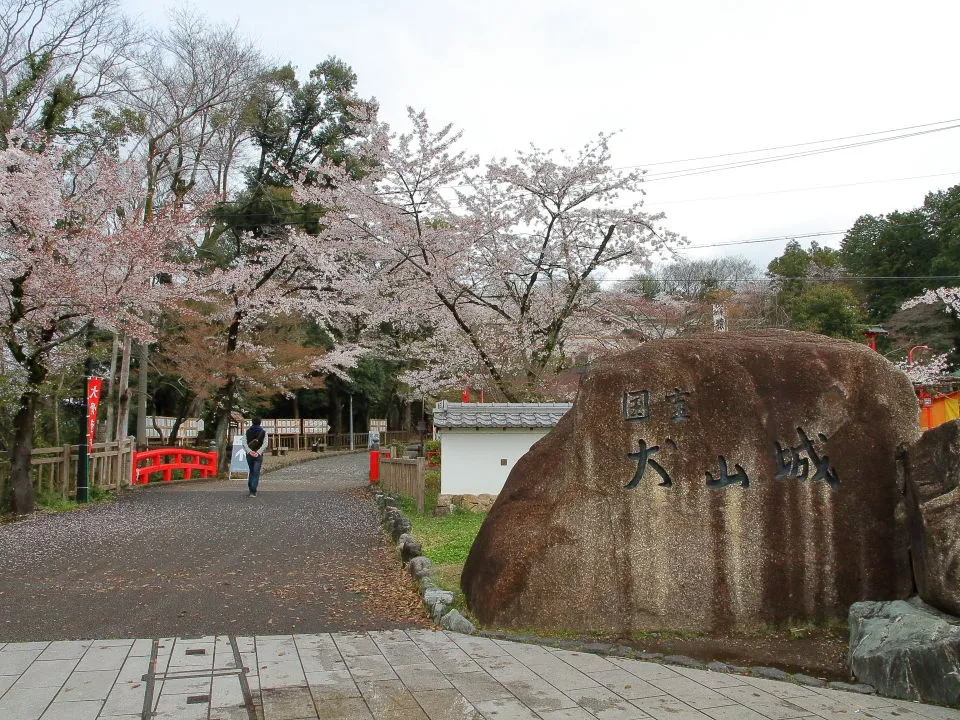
[439,428,551,495]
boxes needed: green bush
[425,439,441,454]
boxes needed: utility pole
[349,394,354,451]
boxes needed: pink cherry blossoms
[895,353,951,385]
[901,287,960,318]
[0,135,198,350]
[293,109,680,400]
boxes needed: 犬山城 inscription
[622,385,839,492]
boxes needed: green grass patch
[389,496,486,619]
[393,501,486,565]
[35,485,115,514]
[35,491,80,513]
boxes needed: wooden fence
[324,431,412,451]
[378,457,426,514]
[0,438,136,506]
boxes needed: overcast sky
[124,0,960,272]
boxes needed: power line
[678,230,846,250]
[641,124,960,182]
[626,116,960,168]
[647,170,960,206]
[217,115,960,200]
[610,275,960,287]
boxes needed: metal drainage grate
[186,695,210,704]
[185,648,207,656]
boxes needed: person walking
[242,417,268,497]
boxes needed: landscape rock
[663,655,705,669]
[431,602,448,623]
[439,609,476,634]
[636,651,663,661]
[462,331,919,633]
[793,673,826,687]
[445,493,498,514]
[424,588,455,607]
[706,661,732,673]
[407,556,434,580]
[583,642,615,654]
[387,512,412,542]
[828,681,876,694]
[397,533,422,561]
[849,599,960,706]
[899,419,960,615]
[750,666,790,681]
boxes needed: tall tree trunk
[10,389,39,513]
[213,377,235,477]
[103,332,120,442]
[213,311,242,476]
[115,334,132,442]
[136,340,149,449]
[330,387,343,435]
[9,353,48,513]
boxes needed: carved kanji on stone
[625,438,677,489]
[665,388,691,422]
[705,455,750,489]
[622,390,651,422]
[774,428,839,490]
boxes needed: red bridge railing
[132,447,218,485]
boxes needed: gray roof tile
[433,401,572,428]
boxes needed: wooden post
[60,443,71,497]
[416,457,425,515]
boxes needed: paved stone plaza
[0,629,956,719]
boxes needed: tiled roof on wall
[433,401,573,428]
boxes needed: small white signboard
[230,435,248,476]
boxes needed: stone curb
[372,491,476,635]
[472,630,874,695]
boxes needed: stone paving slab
[0,631,955,720]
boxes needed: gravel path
[0,453,430,642]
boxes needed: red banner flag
[86,377,104,452]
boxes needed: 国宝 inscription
[462,330,920,634]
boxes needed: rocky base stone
[849,599,960,706]
[435,493,497,515]
[899,419,960,616]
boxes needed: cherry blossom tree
[902,287,960,318]
[0,135,198,512]
[294,109,679,401]
[895,352,951,385]
[180,240,373,475]
[898,288,958,386]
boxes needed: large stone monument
[462,331,920,633]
